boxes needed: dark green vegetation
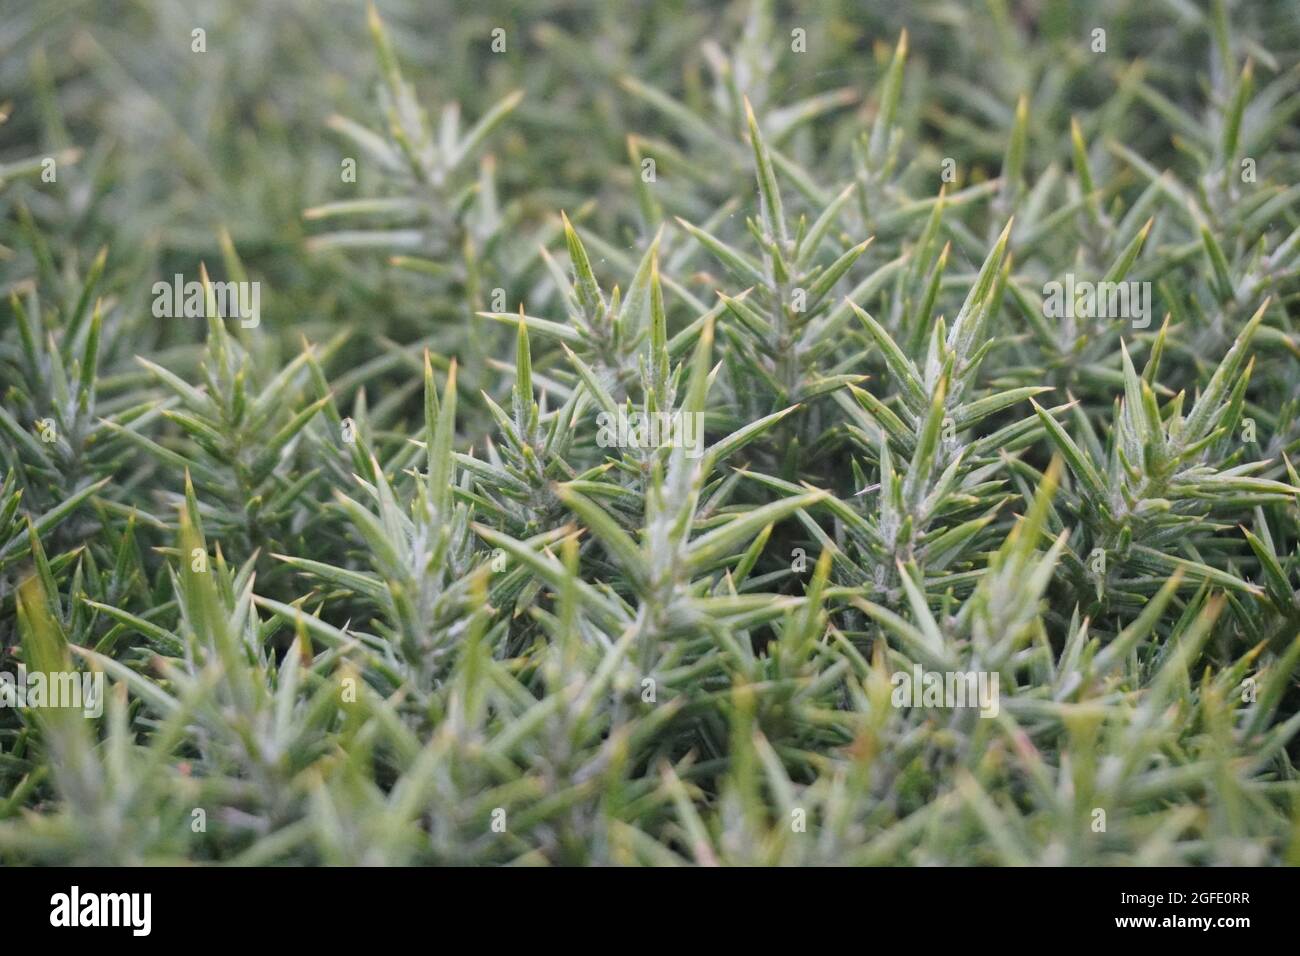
[1,0,1299,864]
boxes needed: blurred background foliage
[5,0,1295,388]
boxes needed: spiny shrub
[1,0,1299,864]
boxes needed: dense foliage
[1,0,1299,864]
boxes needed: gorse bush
[1,0,1299,865]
